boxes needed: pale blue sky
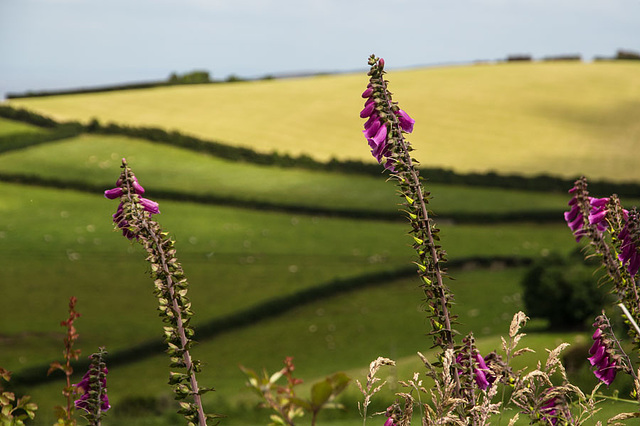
[1,0,638,98]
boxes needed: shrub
[521,252,608,329]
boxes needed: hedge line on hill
[5,71,214,99]
[9,255,533,389]
[0,171,569,223]
[2,105,639,196]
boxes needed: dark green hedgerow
[0,171,570,223]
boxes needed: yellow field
[7,61,640,181]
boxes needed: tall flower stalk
[73,348,110,426]
[48,296,82,426]
[105,159,216,425]
[360,55,456,354]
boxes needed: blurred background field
[1,59,640,425]
[8,61,640,181]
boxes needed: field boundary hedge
[9,255,533,389]
[0,171,566,224]
[2,105,639,195]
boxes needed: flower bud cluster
[563,178,611,241]
[73,348,109,425]
[360,55,415,171]
[104,167,160,240]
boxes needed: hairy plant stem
[374,71,460,400]
[122,166,207,426]
[378,78,454,351]
[145,223,207,426]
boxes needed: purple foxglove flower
[383,418,394,426]
[362,87,374,98]
[564,200,587,241]
[360,101,376,118]
[371,139,389,163]
[595,361,618,385]
[378,58,385,69]
[618,225,629,241]
[475,353,488,370]
[590,197,609,208]
[567,214,583,233]
[628,251,640,276]
[363,118,382,139]
[133,180,145,195]
[540,397,558,425]
[73,366,110,413]
[396,109,415,133]
[383,159,395,172]
[563,204,579,223]
[589,325,619,385]
[104,187,123,199]
[140,197,160,215]
[618,223,640,276]
[474,368,490,390]
[363,112,379,129]
[587,344,607,367]
[73,371,91,393]
[370,123,388,147]
[588,209,607,226]
[122,228,137,240]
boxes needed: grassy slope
[2,133,636,217]
[7,61,640,182]
[0,179,576,369]
[0,116,47,135]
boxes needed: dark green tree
[522,252,608,329]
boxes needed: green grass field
[1,59,639,425]
[0,116,47,136]
[7,61,640,181]
[1,133,636,217]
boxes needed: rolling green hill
[0,57,637,426]
[7,61,640,182]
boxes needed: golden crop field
[8,61,640,181]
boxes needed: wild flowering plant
[73,348,110,426]
[48,296,82,426]
[562,178,640,400]
[241,357,350,426]
[357,54,640,425]
[105,158,218,425]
